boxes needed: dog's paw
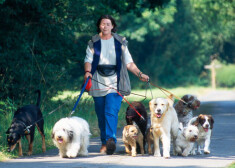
[204,150,210,154]
[79,150,88,157]
[191,150,196,155]
[66,151,78,158]
[154,152,161,157]
[163,153,170,158]
[197,150,202,155]
[182,151,189,157]
[131,151,137,157]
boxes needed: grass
[0,86,233,161]
[227,162,235,168]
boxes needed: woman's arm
[84,62,92,81]
[126,62,149,82]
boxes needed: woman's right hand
[84,71,92,81]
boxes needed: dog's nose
[157,109,161,113]
[58,136,62,139]
[194,135,198,139]
[205,124,209,128]
[7,148,11,152]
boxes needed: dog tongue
[156,114,161,118]
[58,139,63,143]
[204,128,209,132]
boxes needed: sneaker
[106,138,116,155]
[100,144,106,154]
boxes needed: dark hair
[96,15,117,33]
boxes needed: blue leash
[69,77,90,116]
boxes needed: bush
[216,64,235,88]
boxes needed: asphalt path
[1,90,235,168]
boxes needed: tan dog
[122,124,144,157]
[146,127,154,155]
[149,95,179,158]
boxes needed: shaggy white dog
[52,116,91,158]
[149,95,179,158]
[175,123,199,156]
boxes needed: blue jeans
[93,93,123,144]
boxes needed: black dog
[6,90,46,156]
[126,101,148,153]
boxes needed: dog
[146,127,154,155]
[126,101,147,153]
[175,123,199,156]
[188,114,214,154]
[52,116,90,158]
[6,90,46,156]
[122,124,144,157]
[149,95,179,158]
[174,94,200,127]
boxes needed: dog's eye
[189,130,192,132]
[154,103,157,106]
[161,104,164,106]
[8,139,10,142]
[63,129,65,132]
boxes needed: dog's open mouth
[155,113,162,118]
[132,136,138,139]
[203,127,209,132]
[57,138,64,144]
[190,137,197,142]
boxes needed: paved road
[1,90,235,168]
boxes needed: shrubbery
[216,64,235,88]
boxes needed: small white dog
[188,114,214,155]
[52,116,91,158]
[175,123,199,156]
[149,95,179,158]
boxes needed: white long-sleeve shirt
[84,36,133,96]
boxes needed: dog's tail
[35,90,41,107]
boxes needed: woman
[84,15,149,155]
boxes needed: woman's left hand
[139,73,149,82]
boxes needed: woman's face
[99,19,113,36]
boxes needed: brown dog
[146,127,154,155]
[122,125,144,157]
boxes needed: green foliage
[0,0,235,106]
[216,64,235,88]
[191,0,235,63]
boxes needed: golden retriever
[149,95,179,158]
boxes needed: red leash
[89,78,146,121]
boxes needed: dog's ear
[182,95,189,102]
[194,116,200,126]
[149,99,155,112]
[51,132,54,139]
[68,131,73,142]
[209,115,214,129]
[167,94,174,107]
[6,128,10,134]
[125,126,130,137]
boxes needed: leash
[149,81,188,105]
[19,103,66,134]
[69,77,90,117]
[22,77,91,133]
[91,78,146,121]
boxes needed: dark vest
[90,38,122,91]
